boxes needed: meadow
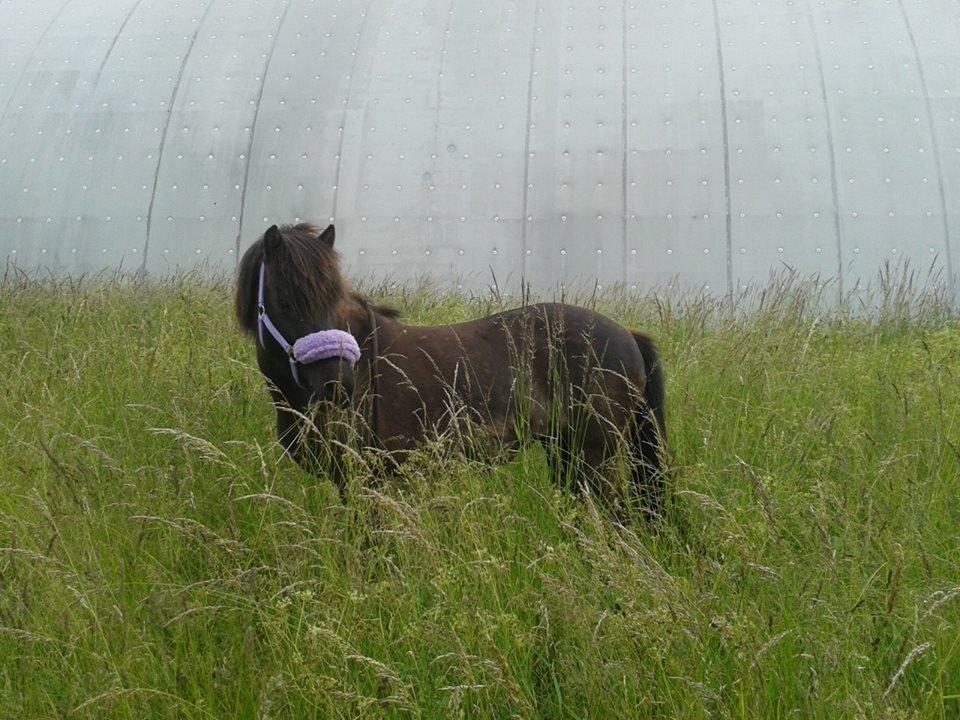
[1,274,958,719]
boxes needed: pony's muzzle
[317,377,354,406]
[292,329,361,403]
[301,358,355,408]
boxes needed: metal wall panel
[812,0,949,295]
[723,0,839,295]
[2,0,959,302]
[0,0,140,273]
[423,0,534,290]
[240,0,365,255]
[625,0,728,294]
[338,0,449,284]
[897,0,960,298]
[524,0,627,290]
[145,0,292,274]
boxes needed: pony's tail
[630,331,667,522]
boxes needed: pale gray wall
[1,0,958,300]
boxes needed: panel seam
[518,1,540,280]
[426,0,456,226]
[141,0,217,274]
[0,0,74,128]
[330,0,376,223]
[235,0,296,258]
[896,0,955,305]
[710,0,734,305]
[620,0,629,286]
[804,0,844,300]
[91,0,146,94]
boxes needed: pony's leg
[568,399,637,520]
[581,439,625,512]
[276,406,300,460]
[547,424,611,501]
[564,393,615,496]
[634,477,664,525]
[320,407,354,499]
[327,446,349,499]
[276,406,325,476]
[277,404,349,499]
[630,415,665,525]
[544,431,573,490]
[543,398,634,519]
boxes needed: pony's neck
[337,293,373,334]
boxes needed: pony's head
[236,223,357,405]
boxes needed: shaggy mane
[236,224,399,334]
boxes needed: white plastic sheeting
[1,0,958,300]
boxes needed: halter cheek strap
[257,262,361,389]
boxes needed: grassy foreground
[1,278,959,719]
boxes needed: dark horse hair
[236,223,668,522]
[236,223,398,337]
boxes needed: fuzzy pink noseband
[292,330,361,366]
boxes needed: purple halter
[257,262,361,389]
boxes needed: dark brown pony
[236,223,667,519]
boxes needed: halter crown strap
[257,261,361,390]
[257,262,302,386]
[367,303,380,446]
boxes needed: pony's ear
[318,224,335,247]
[262,225,283,260]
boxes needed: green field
[1,277,959,719]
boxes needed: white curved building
[1,0,958,300]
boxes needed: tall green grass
[0,276,958,718]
